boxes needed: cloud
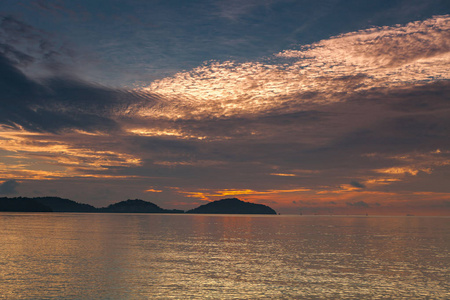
[0,16,131,133]
[141,15,449,120]
[350,181,366,188]
[0,15,40,44]
[346,201,370,208]
[0,179,19,195]
[0,15,72,74]
[278,15,450,66]
[0,16,161,134]
[0,50,159,133]
[145,188,163,193]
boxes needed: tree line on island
[0,197,277,215]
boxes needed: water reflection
[0,214,448,299]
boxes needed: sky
[0,0,449,215]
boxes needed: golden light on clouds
[140,15,450,120]
[179,187,311,201]
[376,167,428,176]
[0,127,141,180]
[127,128,206,140]
[270,173,297,177]
[367,149,450,183]
[145,188,163,193]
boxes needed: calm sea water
[0,213,448,299]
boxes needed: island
[99,199,183,213]
[0,197,277,215]
[0,197,53,212]
[186,198,277,214]
[32,196,97,212]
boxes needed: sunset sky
[0,0,449,214]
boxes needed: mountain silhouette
[186,198,277,214]
[33,197,97,212]
[0,197,52,212]
[100,199,183,213]
[0,197,277,214]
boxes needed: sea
[0,213,448,299]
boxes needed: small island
[0,197,277,215]
[99,199,184,213]
[0,197,52,212]
[0,196,94,212]
[186,198,277,215]
[30,197,97,212]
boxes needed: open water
[0,213,449,299]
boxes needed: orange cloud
[375,167,430,176]
[0,127,142,180]
[145,188,163,193]
[178,187,311,201]
[270,173,297,177]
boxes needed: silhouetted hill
[33,197,97,212]
[186,198,277,214]
[0,197,52,212]
[0,197,275,214]
[100,199,183,213]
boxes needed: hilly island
[0,197,277,215]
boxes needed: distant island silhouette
[99,199,184,214]
[186,198,276,214]
[0,197,277,214]
[0,197,53,212]
[33,197,97,212]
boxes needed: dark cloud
[0,51,157,133]
[0,15,51,67]
[346,201,370,208]
[328,83,450,157]
[0,15,79,78]
[0,15,40,41]
[0,180,19,195]
[0,16,162,132]
[383,81,450,113]
[350,181,366,188]
[0,42,35,66]
[0,16,125,133]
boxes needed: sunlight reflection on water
[0,214,449,299]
